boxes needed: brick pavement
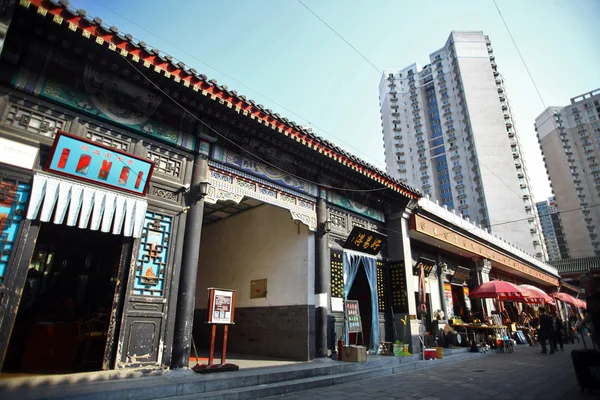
[265,342,596,400]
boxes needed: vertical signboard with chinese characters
[345,300,362,333]
[207,288,237,324]
[390,261,408,313]
[45,131,154,195]
[343,226,386,256]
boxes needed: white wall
[195,204,314,309]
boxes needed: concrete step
[159,351,487,400]
[0,351,485,400]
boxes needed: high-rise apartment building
[379,31,544,258]
[536,197,568,261]
[535,88,600,258]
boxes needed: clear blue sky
[70,0,600,201]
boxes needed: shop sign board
[343,226,386,256]
[463,287,471,311]
[0,138,38,170]
[45,131,154,195]
[412,256,436,276]
[207,288,236,324]
[345,300,362,333]
[451,266,470,285]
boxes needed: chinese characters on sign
[412,256,435,277]
[390,261,408,313]
[343,226,386,256]
[207,288,236,324]
[451,266,470,285]
[45,131,154,195]
[463,287,471,311]
[345,300,362,334]
[412,215,559,286]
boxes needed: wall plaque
[45,131,154,195]
[343,226,386,256]
[250,278,267,299]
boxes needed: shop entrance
[451,284,469,321]
[4,223,124,374]
[348,264,372,347]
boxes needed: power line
[90,0,387,170]
[117,53,390,193]
[296,0,382,74]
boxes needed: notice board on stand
[345,300,363,334]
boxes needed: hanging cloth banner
[343,250,380,353]
[26,173,147,238]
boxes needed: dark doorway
[3,223,123,374]
[348,264,372,347]
[451,285,468,321]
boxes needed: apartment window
[453,160,460,166]
[456,180,463,185]
[446,116,453,121]
[420,161,427,167]
[459,199,467,205]
[423,179,429,184]
[422,171,428,176]
[458,189,465,194]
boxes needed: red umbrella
[576,299,587,309]
[519,284,555,305]
[470,281,526,301]
[551,292,578,306]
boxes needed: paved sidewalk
[265,343,595,400]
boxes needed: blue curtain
[343,251,361,345]
[343,251,380,353]
[363,256,380,353]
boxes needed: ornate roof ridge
[20,0,421,199]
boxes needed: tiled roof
[19,0,421,199]
[549,256,600,274]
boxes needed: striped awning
[26,174,147,238]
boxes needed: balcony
[392,119,402,124]
[395,143,403,148]
[398,159,406,164]
[523,194,530,199]
[390,90,397,95]
[420,165,428,171]
[477,196,485,203]
[391,104,399,109]
[459,204,468,210]
[452,165,461,171]
[456,184,465,189]
[391,112,400,117]
[512,153,520,159]
[493,70,499,77]
[390,97,398,102]
[454,174,463,180]
[449,145,458,151]
[451,154,460,160]
[398,168,406,173]
[520,183,527,189]
[394,134,402,139]
[525,205,532,210]
[393,126,401,132]
[506,121,513,128]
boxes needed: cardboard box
[341,345,367,362]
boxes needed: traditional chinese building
[406,197,560,338]
[0,0,421,374]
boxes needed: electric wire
[296,0,382,75]
[90,0,387,170]
[117,53,392,193]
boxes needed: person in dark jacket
[551,311,564,351]
[538,308,554,354]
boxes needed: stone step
[0,352,484,400]
[159,352,486,400]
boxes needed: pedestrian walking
[551,311,564,351]
[537,308,554,354]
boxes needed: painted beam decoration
[343,226,386,256]
[45,131,154,196]
[411,214,559,286]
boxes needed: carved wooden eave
[16,0,421,203]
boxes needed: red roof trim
[24,0,419,199]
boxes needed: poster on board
[207,288,237,324]
[345,300,363,334]
[444,283,454,318]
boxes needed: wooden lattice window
[6,104,66,138]
[134,212,172,297]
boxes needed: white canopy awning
[26,174,147,238]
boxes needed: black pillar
[436,253,448,319]
[315,189,329,357]
[171,153,208,369]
